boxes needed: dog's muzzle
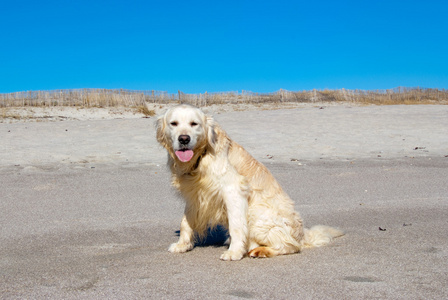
[175,135,194,162]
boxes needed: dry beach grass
[1,87,447,122]
[1,87,447,108]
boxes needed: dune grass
[0,87,447,109]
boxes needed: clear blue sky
[1,0,447,94]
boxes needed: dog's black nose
[178,135,191,145]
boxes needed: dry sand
[1,104,448,299]
[2,104,447,167]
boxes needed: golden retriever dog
[156,104,343,261]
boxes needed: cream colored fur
[156,104,343,261]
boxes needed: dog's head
[156,105,216,164]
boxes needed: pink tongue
[175,150,194,162]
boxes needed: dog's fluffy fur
[156,104,343,261]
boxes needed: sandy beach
[1,104,448,299]
[2,104,448,167]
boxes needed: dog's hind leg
[248,216,303,258]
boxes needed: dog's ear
[155,114,168,147]
[205,116,217,150]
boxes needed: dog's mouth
[175,149,194,162]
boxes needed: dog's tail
[302,225,344,248]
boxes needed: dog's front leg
[168,213,194,253]
[220,184,249,261]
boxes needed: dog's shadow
[175,225,229,248]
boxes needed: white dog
[156,104,343,261]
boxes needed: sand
[1,104,448,299]
[1,104,447,168]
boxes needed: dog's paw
[168,242,193,253]
[248,247,276,258]
[220,250,245,261]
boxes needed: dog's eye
[170,121,178,127]
[191,122,198,127]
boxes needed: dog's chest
[175,173,227,223]
[177,172,222,202]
